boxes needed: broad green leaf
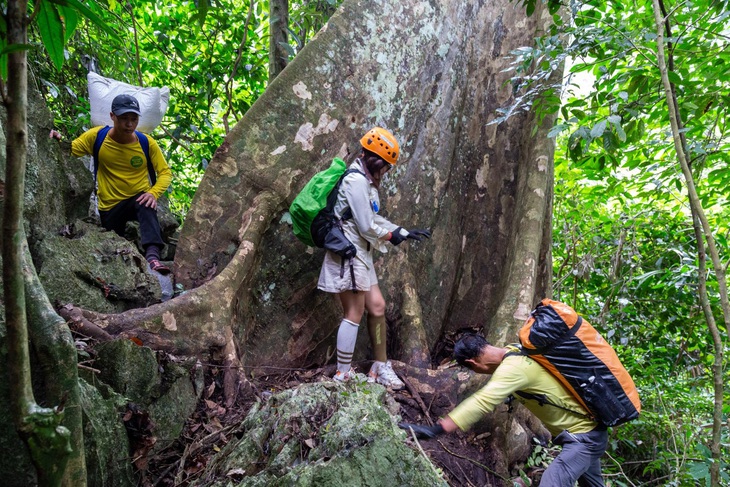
[60,6,79,42]
[590,119,607,138]
[37,1,65,70]
[667,70,682,85]
[607,115,626,142]
[46,0,118,39]
[525,0,535,16]
[0,43,34,56]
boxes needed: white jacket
[334,160,399,261]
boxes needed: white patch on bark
[270,145,287,156]
[294,114,340,151]
[162,311,177,331]
[513,257,537,321]
[536,155,548,172]
[292,82,312,100]
[219,156,239,177]
[475,154,490,190]
[513,302,531,321]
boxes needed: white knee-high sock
[336,318,360,373]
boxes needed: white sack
[88,72,169,133]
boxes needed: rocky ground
[125,332,550,487]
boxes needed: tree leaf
[590,119,607,138]
[37,1,65,70]
[0,43,34,56]
[60,6,79,42]
[46,0,118,39]
[548,123,569,138]
[667,70,682,86]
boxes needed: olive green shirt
[447,351,599,436]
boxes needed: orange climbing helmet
[360,127,399,165]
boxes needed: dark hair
[361,148,391,175]
[453,334,490,367]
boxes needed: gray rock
[198,380,447,487]
[36,220,162,313]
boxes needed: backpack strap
[135,131,156,186]
[512,391,594,420]
[92,126,112,183]
[93,127,156,186]
[332,169,365,221]
[503,344,596,421]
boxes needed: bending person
[400,334,608,486]
[318,127,431,389]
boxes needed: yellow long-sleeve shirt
[448,352,599,436]
[71,126,172,211]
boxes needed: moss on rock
[78,378,136,487]
[200,380,447,487]
[37,221,162,313]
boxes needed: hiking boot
[333,368,356,382]
[148,259,171,275]
[367,361,405,390]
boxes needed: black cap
[111,94,141,116]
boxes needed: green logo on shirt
[130,156,144,168]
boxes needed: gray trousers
[540,427,608,486]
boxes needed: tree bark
[170,0,558,369]
[3,1,81,484]
[56,0,559,403]
[269,0,289,80]
[24,246,87,487]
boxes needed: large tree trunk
[72,0,557,390]
[159,0,558,369]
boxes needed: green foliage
[504,0,730,484]
[552,153,729,484]
[26,0,343,220]
[502,0,730,206]
[606,372,729,485]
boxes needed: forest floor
[139,359,545,487]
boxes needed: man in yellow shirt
[51,94,173,274]
[400,334,608,486]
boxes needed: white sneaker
[368,361,405,390]
[333,368,355,382]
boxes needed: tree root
[59,191,280,405]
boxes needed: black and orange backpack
[517,299,641,427]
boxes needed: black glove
[406,228,431,241]
[389,227,409,245]
[398,422,444,439]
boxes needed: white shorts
[317,251,377,293]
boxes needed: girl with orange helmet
[317,127,431,389]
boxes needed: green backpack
[290,158,363,251]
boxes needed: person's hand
[388,227,409,245]
[398,422,445,439]
[49,129,62,140]
[136,192,158,209]
[406,228,431,241]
